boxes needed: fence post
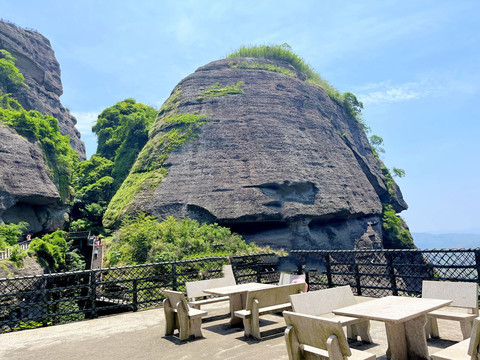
[324,254,333,288]
[386,252,398,296]
[475,250,480,290]
[171,262,177,291]
[90,270,97,319]
[353,258,362,296]
[132,279,138,312]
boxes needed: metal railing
[0,249,479,333]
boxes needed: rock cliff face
[0,20,85,158]
[0,21,82,232]
[0,125,66,232]
[109,58,408,250]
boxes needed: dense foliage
[28,230,85,272]
[70,99,157,233]
[104,214,266,266]
[70,155,114,233]
[0,222,28,250]
[92,98,157,191]
[0,49,25,93]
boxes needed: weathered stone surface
[0,125,67,233]
[126,58,408,250]
[0,20,85,158]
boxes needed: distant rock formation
[107,57,408,250]
[0,20,85,158]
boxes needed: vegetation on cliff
[104,214,268,266]
[0,49,26,93]
[0,50,77,201]
[69,99,157,234]
[103,113,210,228]
[0,95,78,201]
[92,98,157,191]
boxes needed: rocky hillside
[105,56,409,250]
[0,20,85,158]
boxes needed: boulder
[107,58,408,250]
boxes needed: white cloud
[71,111,99,135]
[356,81,432,104]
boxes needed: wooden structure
[233,282,305,340]
[423,280,479,340]
[283,311,376,360]
[185,265,236,309]
[163,290,207,341]
[289,285,372,343]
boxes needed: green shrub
[0,49,26,93]
[0,222,28,250]
[9,245,28,267]
[29,230,85,272]
[104,214,264,266]
[382,204,415,249]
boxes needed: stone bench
[431,316,480,360]
[185,265,235,309]
[423,280,479,339]
[234,282,305,340]
[163,290,208,341]
[289,285,372,343]
[283,311,376,360]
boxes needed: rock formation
[0,20,85,158]
[0,20,83,232]
[0,125,67,233]
[106,57,408,250]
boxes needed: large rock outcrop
[107,58,408,250]
[0,125,67,232]
[0,20,85,158]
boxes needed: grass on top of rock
[226,44,367,128]
[104,214,274,266]
[197,81,244,101]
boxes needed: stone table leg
[229,292,246,327]
[404,315,430,360]
[385,315,430,360]
[385,322,407,360]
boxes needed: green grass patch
[103,169,167,228]
[197,81,244,101]
[229,60,296,77]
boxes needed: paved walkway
[0,297,464,360]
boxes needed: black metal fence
[1,249,479,333]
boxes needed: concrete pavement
[0,298,464,360]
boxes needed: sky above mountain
[1,0,479,234]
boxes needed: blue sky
[2,0,479,234]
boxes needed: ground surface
[0,297,463,360]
